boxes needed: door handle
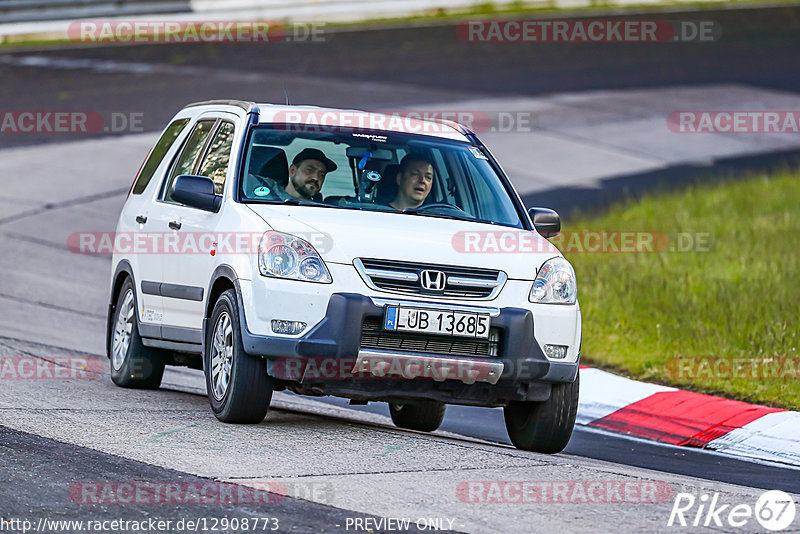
[135,215,147,224]
[168,220,182,230]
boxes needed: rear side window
[163,120,217,202]
[131,118,189,195]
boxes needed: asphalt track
[2,4,800,150]
[312,396,800,493]
[1,6,800,532]
[1,424,417,533]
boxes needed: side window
[460,154,500,221]
[163,120,216,202]
[131,118,189,195]
[197,122,235,195]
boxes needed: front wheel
[204,289,273,423]
[109,278,165,389]
[504,372,579,454]
[389,400,446,432]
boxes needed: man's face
[289,159,327,199]
[397,161,434,205]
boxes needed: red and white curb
[578,366,800,467]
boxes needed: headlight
[529,257,576,304]
[258,231,332,283]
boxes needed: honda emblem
[420,270,446,291]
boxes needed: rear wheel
[504,372,579,454]
[109,278,165,389]
[204,289,272,423]
[389,400,446,432]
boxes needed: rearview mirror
[172,175,222,212]
[345,147,394,161]
[528,207,560,238]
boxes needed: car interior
[244,142,420,208]
[238,128,524,229]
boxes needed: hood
[245,204,562,280]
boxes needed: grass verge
[568,172,799,409]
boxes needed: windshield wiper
[400,209,480,224]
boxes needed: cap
[292,148,337,172]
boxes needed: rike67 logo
[668,490,796,531]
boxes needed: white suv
[107,100,582,453]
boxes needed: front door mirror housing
[528,207,560,238]
[172,175,222,212]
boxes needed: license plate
[383,306,491,339]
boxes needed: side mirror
[172,175,222,212]
[528,207,560,238]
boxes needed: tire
[504,371,580,454]
[389,400,446,432]
[109,278,165,389]
[204,289,272,423]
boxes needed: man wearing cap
[285,148,338,201]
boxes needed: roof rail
[183,100,259,114]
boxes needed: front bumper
[230,291,579,406]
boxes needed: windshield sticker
[469,147,488,160]
[352,133,387,143]
[254,186,271,196]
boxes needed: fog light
[488,329,500,357]
[543,344,568,359]
[271,320,306,335]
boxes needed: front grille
[360,316,500,357]
[356,258,506,299]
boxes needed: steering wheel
[249,174,280,198]
[251,174,274,189]
[412,202,466,213]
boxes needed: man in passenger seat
[389,153,435,211]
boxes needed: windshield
[239,124,525,228]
